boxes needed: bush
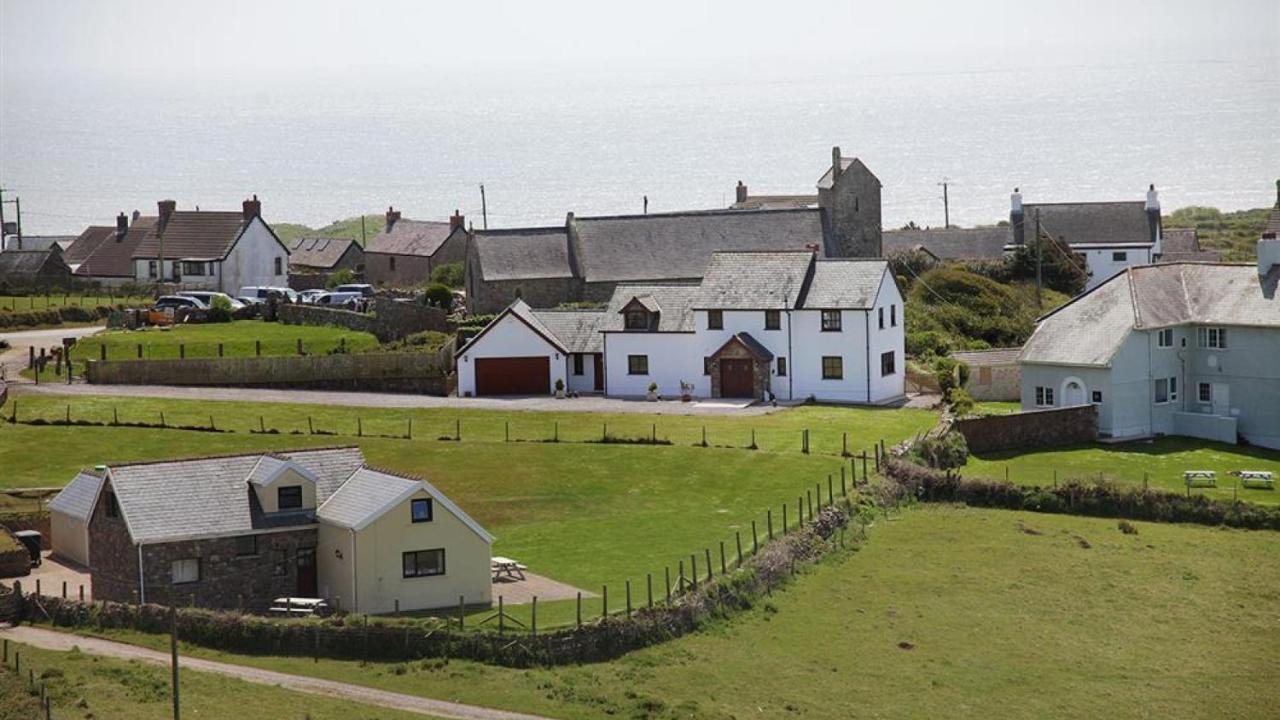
[932,356,970,396]
[207,295,234,323]
[946,387,976,416]
[430,262,464,289]
[422,283,453,310]
[455,314,495,329]
[326,269,356,289]
[908,432,969,470]
[906,330,951,358]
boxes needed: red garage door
[475,357,551,396]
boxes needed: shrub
[555,378,565,392]
[326,269,356,289]
[932,356,969,396]
[906,330,951,358]
[380,330,451,353]
[455,314,495,329]
[909,432,969,470]
[422,283,453,310]
[946,387,976,416]
[207,295,234,323]
[430,262,464,289]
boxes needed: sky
[2,0,1277,83]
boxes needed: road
[0,324,105,382]
[0,624,558,720]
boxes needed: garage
[47,469,104,567]
[475,356,551,396]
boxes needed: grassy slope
[1165,206,1271,262]
[0,295,152,312]
[3,642,436,720]
[274,215,385,246]
[68,506,1280,720]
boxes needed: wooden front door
[593,353,604,391]
[474,356,551,395]
[720,359,755,398]
[296,547,317,597]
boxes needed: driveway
[0,325,105,382]
[0,552,92,602]
[0,624,558,720]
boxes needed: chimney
[1145,184,1161,246]
[565,211,575,226]
[830,146,843,183]
[1260,233,1280,277]
[1010,188,1025,245]
[449,209,464,231]
[115,212,128,242]
[157,199,176,232]
[385,205,401,231]
[735,181,748,204]
[242,194,262,221]
[132,209,140,223]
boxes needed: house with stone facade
[65,447,492,614]
[951,348,1022,401]
[464,147,882,314]
[364,208,467,287]
[458,250,905,404]
[287,237,365,276]
[0,244,72,289]
[1018,242,1280,449]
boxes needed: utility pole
[479,184,488,230]
[360,215,366,246]
[937,178,951,229]
[170,599,181,720]
[1034,209,1043,312]
[643,195,649,215]
[0,187,21,250]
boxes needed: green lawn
[0,294,151,312]
[63,505,1280,719]
[967,436,1280,505]
[2,642,437,720]
[969,400,1021,416]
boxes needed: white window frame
[1091,390,1103,404]
[1197,327,1227,349]
[1197,382,1212,404]
[171,557,201,585]
[1034,386,1055,407]
[1156,328,1173,348]
[1154,377,1178,404]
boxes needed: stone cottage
[364,208,468,287]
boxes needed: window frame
[776,356,787,377]
[572,353,584,376]
[1198,326,1227,349]
[147,260,158,278]
[389,256,397,272]
[821,356,843,380]
[1156,328,1173,348]
[820,310,842,332]
[402,548,446,578]
[890,303,897,327]
[410,498,434,524]
[877,307,885,330]
[764,310,781,331]
[880,350,896,377]
[274,257,283,276]
[277,485,303,510]
[627,354,649,375]
[1091,390,1103,404]
[1112,251,1128,262]
[171,557,201,585]
[706,310,723,330]
[624,311,649,331]
[234,534,258,557]
[1034,386,1055,407]
[1197,382,1212,404]
[1154,377,1170,404]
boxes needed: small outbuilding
[454,299,603,397]
[952,348,1022,401]
[47,469,105,567]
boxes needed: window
[1157,329,1173,348]
[411,498,433,523]
[821,356,843,380]
[1035,386,1055,407]
[628,355,649,375]
[624,311,649,330]
[703,357,712,375]
[880,351,896,377]
[707,310,723,330]
[573,354,584,376]
[105,492,119,518]
[878,307,884,329]
[274,257,283,276]
[234,535,257,557]
[1198,382,1212,403]
[171,558,200,585]
[1170,376,1178,401]
[764,310,781,330]
[389,256,397,272]
[271,549,288,576]
[147,260,158,278]
[1154,377,1178,404]
[776,357,787,377]
[891,304,897,327]
[277,485,303,510]
[1091,390,1103,404]
[1198,327,1227,349]
[1112,251,1128,262]
[182,261,206,276]
[402,549,446,578]
[821,310,842,332]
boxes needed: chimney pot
[242,194,262,221]
[735,181,748,204]
[116,212,128,242]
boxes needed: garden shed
[47,469,105,566]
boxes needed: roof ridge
[106,445,361,469]
[1125,266,1143,328]
[357,464,430,485]
[577,207,819,221]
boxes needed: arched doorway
[1063,379,1086,406]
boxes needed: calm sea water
[1,58,1277,235]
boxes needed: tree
[422,283,454,310]
[326,268,356,288]
[1006,233,1087,297]
[430,262,464,289]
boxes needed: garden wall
[953,404,1096,453]
[85,352,448,394]
[0,529,30,578]
[0,510,50,540]
[278,298,447,342]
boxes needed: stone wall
[0,510,51,540]
[953,404,1097,454]
[0,528,31,578]
[278,298,446,342]
[88,480,138,603]
[140,529,317,611]
[964,364,1021,401]
[87,352,448,394]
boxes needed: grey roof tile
[694,251,814,309]
[366,220,458,258]
[884,226,1011,260]
[288,237,361,269]
[951,348,1023,367]
[801,259,888,309]
[530,309,605,353]
[472,227,574,281]
[1023,201,1152,247]
[63,227,116,266]
[49,471,105,520]
[600,283,701,332]
[131,212,250,260]
[315,467,418,529]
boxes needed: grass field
[0,294,151,312]
[1165,206,1271,262]
[274,214,384,246]
[969,400,1021,416]
[967,436,1280,505]
[2,642,436,720]
[62,505,1280,719]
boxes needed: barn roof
[366,220,458,258]
[288,237,361,269]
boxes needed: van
[334,283,375,297]
[314,291,363,309]
[239,286,299,304]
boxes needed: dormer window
[624,310,649,330]
[278,486,303,510]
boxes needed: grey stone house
[1018,245,1280,449]
[465,147,882,314]
[0,245,73,289]
[365,208,467,287]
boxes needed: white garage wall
[603,332,700,397]
[456,314,565,396]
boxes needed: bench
[491,556,527,581]
[1184,471,1216,488]
[1239,471,1275,490]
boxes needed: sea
[1,56,1277,236]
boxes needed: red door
[475,357,551,396]
[720,359,754,398]
[593,354,604,391]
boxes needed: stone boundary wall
[86,352,447,394]
[278,298,447,342]
[0,528,30,579]
[0,510,51,540]
[952,404,1097,454]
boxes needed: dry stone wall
[953,404,1097,454]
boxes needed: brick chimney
[449,209,464,231]
[242,194,262,221]
[1010,188,1025,245]
[157,199,176,232]
[115,212,128,242]
[830,146,843,183]
[385,206,401,231]
[1144,184,1161,246]
[132,209,141,223]
[735,181,748,204]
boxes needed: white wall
[222,218,287,294]
[865,277,906,403]
[692,309,793,398]
[565,353,599,393]
[602,332,700,397]
[1080,246,1154,290]
[50,512,89,567]
[456,314,566,397]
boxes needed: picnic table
[1239,471,1275,490]
[491,556,527,581]
[1184,470,1216,488]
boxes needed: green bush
[908,432,969,470]
[207,295,234,323]
[906,330,951,358]
[380,330,451,353]
[455,314,496,329]
[430,262,464,289]
[326,269,356,289]
[422,283,453,310]
[946,387,975,416]
[931,356,970,396]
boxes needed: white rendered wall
[1081,247,1153,291]
[222,219,287,294]
[455,314,566,397]
[865,277,906,403]
[566,353,599,393]
[602,332,699,397]
[691,309,794,398]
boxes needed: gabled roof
[49,471,105,521]
[694,251,814,310]
[131,212,251,261]
[0,248,69,277]
[600,283,701,332]
[246,456,321,487]
[713,332,774,362]
[951,348,1023,367]
[1023,201,1152,247]
[366,220,458,258]
[884,226,1012,260]
[1157,228,1220,263]
[530,309,605,353]
[63,226,116,266]
[471,227,574,281]
[1021,263,1278,367]
[2,235,76,252]
[816,157,880,190]
[801,259,888,309]
[76,217,154,278]
[316,467,493,542]
[288,237,361,269]
[455,299,569,357]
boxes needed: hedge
[884,458,1280,531]
[0,305,122,329]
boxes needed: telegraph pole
[643,195,649,215]
[170,599,181,720]
[0,187,21,250]
[479,184,488,230]
[937,178,951,229]
[1034,209,1043,312]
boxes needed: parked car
[154,295,206,310]
[314,291,363,309]
[235,296,260,306]
[239,286,299,304]
[177,291,245,310]
[298,289,328,304]
[334,283,375,298]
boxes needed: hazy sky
[3,0,1277,83]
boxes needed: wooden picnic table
[491,556,527,581]
[1239,471,1275,490]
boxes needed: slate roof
[801,259,888,309]
[63,226,116,266]
[317,467,493,541]
[731,194,817,210]
[600,283,701,332]
[1157,228,1220,263]
[884,226,1012,260]
[49,471,105,521]
[472,227,574,281]
[2,235,76,252]
[530,309,605,353]
[694,251,814,309]
[366,220,458,258]
[76,217,154,278]
[0,249,67,277]
[131,212,251,261]
[105,447,366,543]
[951,348,1023,367]
[1022,202,1153,247]
[816,157,860,190]
[1021,263,1279,367]
[715,332,774,361]
[288,237,361,269]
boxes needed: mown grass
[1,641,437,720]
[966,436,1280,506]
[64,505,1280,719]
[0,294,151,312]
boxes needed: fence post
[625,581,632,617]
[576,591,582,628]
[314,625,320,663]
[752,520,760,554]
[100,344,106,361]
[458,595,465,629]
[690,554,698,589]
[665,567,672,605]
[255,340,261,356]
[719,541,727,575]
[137,343,143,359]
[179,343,184,359]
[297,338,303,355]
[841,467,847,496]
[62,581,66,598]
[701,426,707,447]
[736,531,743,566]
[407,418,412,440]
[827,476,833,506]
[874,446,880,474]
[531,596,537,636]
[308,416,314,434]
[498,596,504,634]
[358,418,362,437]
[782,504,787,535]
[646,573,653,608]
[554,421,558,442]
[602,585,608,618]
[505,421,509,442]
[79,585,84,602]
[677,560,685,593]
[705,547,713,581]
[455,418,460,441]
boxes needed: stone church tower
[817,146,883,258]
